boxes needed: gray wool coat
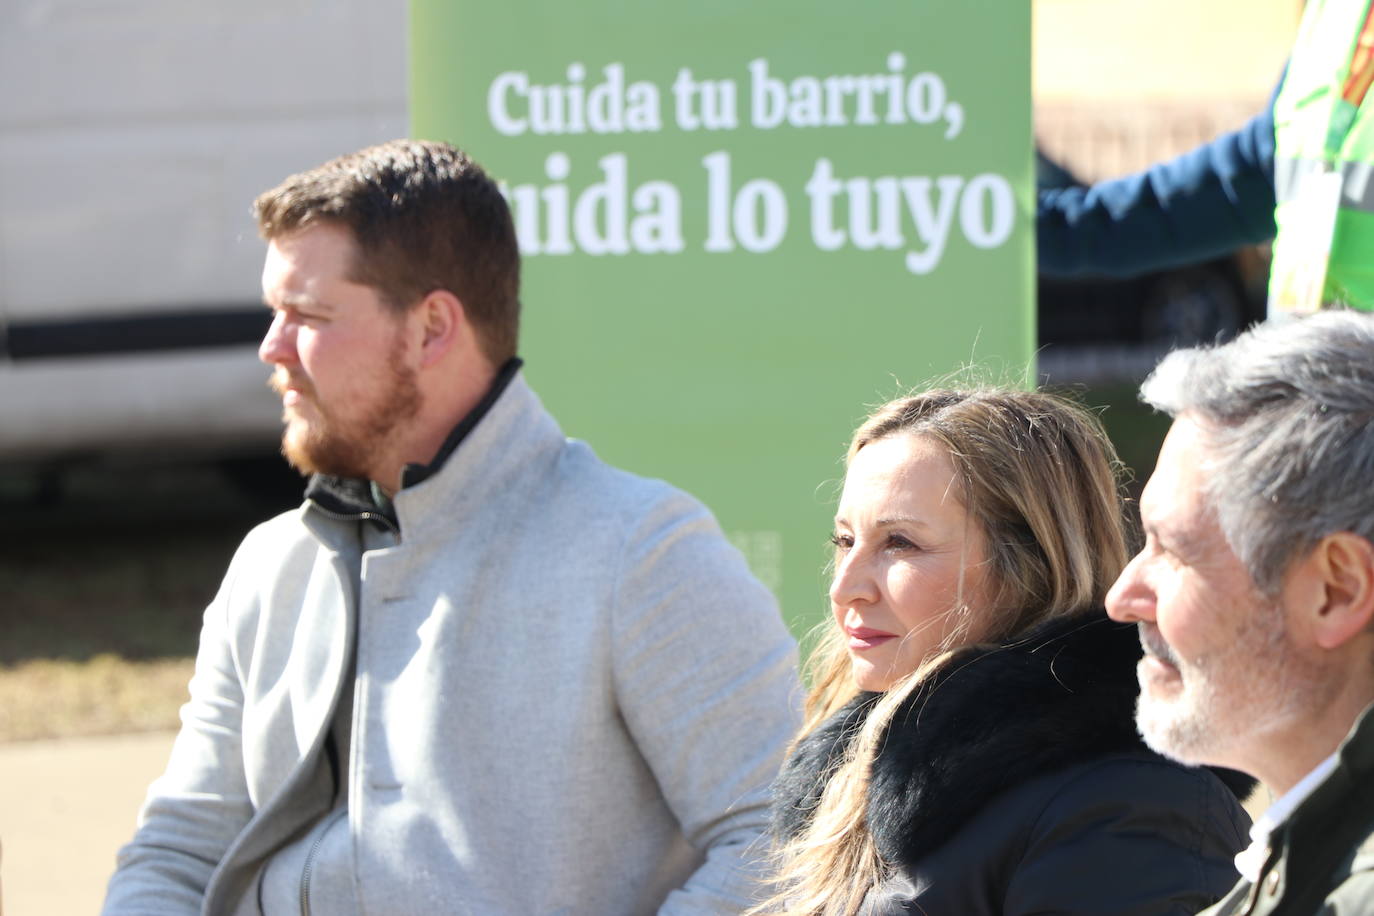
[101,372,802,915]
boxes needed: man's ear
[414,289,468,367]
[1303,532,1374,650]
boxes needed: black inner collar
[303,356,523,528]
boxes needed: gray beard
[1134,609,1325,769]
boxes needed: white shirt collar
[1233,751,1340,882]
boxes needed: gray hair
[1141,310,1374,594]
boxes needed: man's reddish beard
[268,336,421,481]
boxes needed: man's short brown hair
[254,139,521,364]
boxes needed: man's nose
[258,311,296,365]
[1106,551,1155,623]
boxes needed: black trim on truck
[3,306,271,360]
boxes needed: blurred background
[0,0,1298,910]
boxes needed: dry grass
[0,458,299,744]
[0,655,194,742]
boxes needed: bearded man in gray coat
[102,139,801,915]
[1107,310,1374,915]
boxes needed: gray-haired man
[1107,310,1374,914]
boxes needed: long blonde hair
[756,388,1130,916]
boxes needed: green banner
[411,1,1033,638]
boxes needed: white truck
[0,0,406,468]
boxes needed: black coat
[773,612,1254,915]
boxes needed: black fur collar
[772,612,1253,869]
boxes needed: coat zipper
[299,807,350,916]
[306,500,401,536]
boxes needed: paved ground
[1,730,175,915]
[0,729,1275,915]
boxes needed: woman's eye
[829,533,853,551]
[886,534,917,551]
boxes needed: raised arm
[1037,85,1278,278]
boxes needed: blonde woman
[761,390,1252,916]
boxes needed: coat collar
[302,357,523,530]
[773,612,1255,869]
[398,356,523,490]
[300,365,564,547]
[1258,700,1374,907]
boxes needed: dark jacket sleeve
[1003,757,1250,916]
[1036,81,1279,278]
